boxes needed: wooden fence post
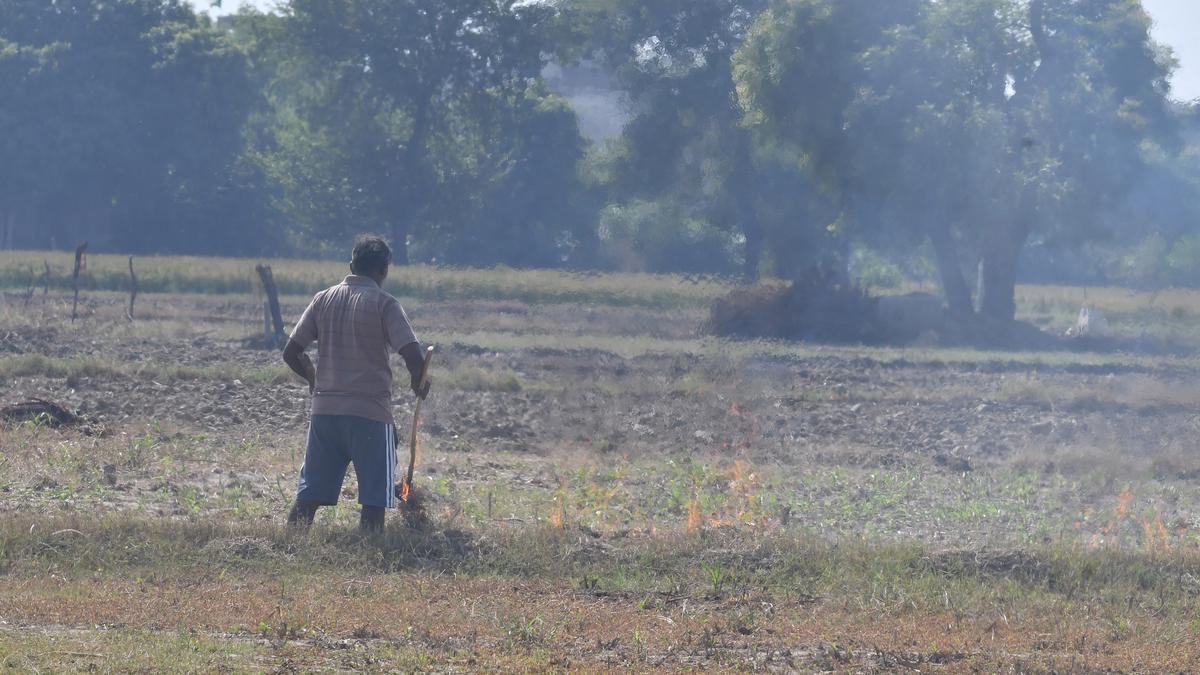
[71,242,88,322]
[126,256,138,321]
[255,264,286,347]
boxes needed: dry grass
[7,251,1200,334]
[5,256,1200,670]
[1017,284,1200,318]
[2,515,1200,671]
[995,373,1200,412]
[0,352,290,385]
[0,251,733,309]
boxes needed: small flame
[1143,511,1170,555]
[1115,487,1135,520]
[686,498,702,533]
[1100,486,1135,539]
[400,480,411,503]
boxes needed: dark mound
[707,272,1060,351]
[707,268,886,344]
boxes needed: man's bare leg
[360,506,385,532]
[288,500,320,528]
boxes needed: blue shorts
[296,415,397,508]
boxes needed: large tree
[561,0,840,278]
[266,0,593,266]
[0,0,270,253]
[735,0,1177,319]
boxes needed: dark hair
[351,235,392,276]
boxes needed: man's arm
[399,341,430,398]
[283,339,316,394]
[286,293,321,394]
[384,297,426,398]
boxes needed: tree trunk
[733,137,761,281]
[742,224,763,281]
[0,206,20,250]
[928,226,973,314]
[977,225,1027,321]
[391,95,431,267]
[391,228,410,266]
[1,209,12,250]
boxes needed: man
[282,235,429,532]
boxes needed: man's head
[350,235,392,284]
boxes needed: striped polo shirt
[289,275,417,424]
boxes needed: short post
[126,256,138,321]
[255,264,287,348]
[71,242,88,322]
[22,265,34,308]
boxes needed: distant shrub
[1106,234,1200,289]
[848,247,906,289]
[706,266,884,344]
[1116,234,1170,288]
[1166,236,1200,287]
[597,201,738,275]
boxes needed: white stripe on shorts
[387,423,395,508]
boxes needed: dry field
[3,253,1200,672]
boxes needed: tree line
[1,0,1197,319]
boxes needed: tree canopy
[1,0,1198,316]
[0,0,272,253]
[735,0,1178,318]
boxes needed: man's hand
[299,353,316,394]
[283,339,316,395]
[400,341,432,399]
[410,371,431,399]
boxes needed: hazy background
[190,0,1199,101]
[4,0,1198,325]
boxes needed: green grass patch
[3,513,1200,622]
[0,251,735,309]
[0,353,292,385]
[441,364,524,392]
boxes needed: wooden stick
[254,264,286,347]
[71,242,87,322]
[401,345,436,503]
[126,255,138,321]
[22,265,34,308]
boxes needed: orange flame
[550,495,565,529]
[1100,487,1135,539]
[1115,487,1134,519]
[686,498,702,533]
[1143,511,1170,555]
[728,459,747,484]
[400,480,411,503]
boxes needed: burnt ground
[3,290,1200,549]
[4,289,1200,672]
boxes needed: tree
[0,32,60,249]
[0,0,271,254]
[440,86,599,268]
[562,0,836,278]
[736,0,1177,319]
[267,0,593,266]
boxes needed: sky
[189,0,1199,102]
[1143,0,1200,101]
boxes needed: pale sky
[189,0,1199,102]
[1144,0,1200,101]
